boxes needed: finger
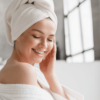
[54,40,57,52]
[51,42,56,57]
[53,37,56,43]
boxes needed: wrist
[44,72,56,80]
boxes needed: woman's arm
[39,41,70,99]
[45,73,70,100]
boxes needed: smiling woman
[0,0,84,100]
[14,18,56,64]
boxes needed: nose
[38,39,48,49]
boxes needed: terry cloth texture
[4,0,57,46]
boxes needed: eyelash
[33,35,40,38]
[33,35,53,42]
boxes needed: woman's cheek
[45,43,53,56]
[49,43,53,51]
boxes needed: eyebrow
[32,29,55,36]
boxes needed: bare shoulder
[0,63,37,86]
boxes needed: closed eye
[33,35,40,38]
[33,35,53,42]
[48,39,53,42]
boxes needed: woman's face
[15,18,56,64]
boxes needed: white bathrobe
[0,66,84,100]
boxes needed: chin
[33,58,43,63]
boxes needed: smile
[32,49,44,54]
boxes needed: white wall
[54,60,100,100]
[0,0,13,60]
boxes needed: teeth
[33,49,44,54]
[35,50,44,54]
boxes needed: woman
[0,0,84,100]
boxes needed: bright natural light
[68,8,83,55]
[72,53,84,63]
[63,0,68,15]
[67,0,79,11]
[64,0,94,63]
[80,0,94,50]
[66,57,72,63]
[64,18,71,55]
[79,0,84,2]
[64,18,69,36]
[84,50,94,62]
[65,36,71,55]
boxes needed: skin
[13,18,56,65]
[0,18,69,100]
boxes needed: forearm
[45,74,70,100]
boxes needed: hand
[39,40,56,77]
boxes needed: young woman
[0,0,84,100]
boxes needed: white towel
[0,66,84,100]
[4,0,57,46]
[0,83,56,100]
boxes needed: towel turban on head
[4,0,57,46]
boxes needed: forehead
[30,18,56,34]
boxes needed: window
[63,0,94,63]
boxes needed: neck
[9,49,35,66]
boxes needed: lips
[32,49,46,57]
[32,49,44,54]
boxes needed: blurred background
[0,0,100,100]
[0,0,100,63]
